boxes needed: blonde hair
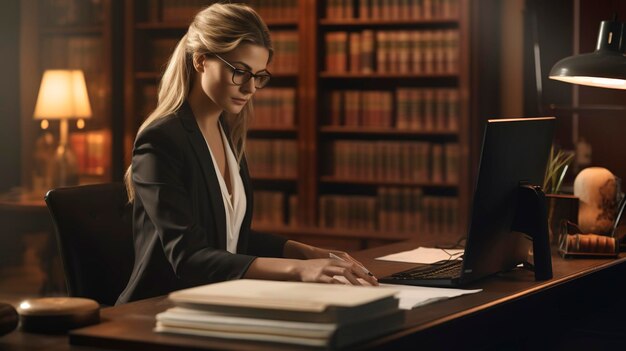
[125,3,273,202]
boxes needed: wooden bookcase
[22,0,122,190]
[122,0,472,250]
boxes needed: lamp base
[51,143,79,187]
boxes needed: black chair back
[45,183,134,306]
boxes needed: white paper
[333,276,481,310]
[379,284,481,310]
[375,247,464,264]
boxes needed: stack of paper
[155,279,404,348]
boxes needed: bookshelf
[122,0,471,250]
[18,0,124,193]
[27,0,121,186]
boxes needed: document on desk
[380,284,481,310]
[332,276,481,310]
[375,247,464,264]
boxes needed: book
[168,280,399,324]
[155,306,404,348]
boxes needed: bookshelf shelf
[320,177,458,188]
[319,126,458,137]
[251,175,298,182]
[319,72,458,79]
[248,126,298,133]
[265,19,300,27]
[319,18,459,27]
[252,225,414,241]
[40,26,104,35]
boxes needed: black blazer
[117,102,287,304]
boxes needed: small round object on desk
[17,297,99,333]
[0,302,19,336]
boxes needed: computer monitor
[460,116,555,284]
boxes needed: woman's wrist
[244,257,302,281]
[283,240,320,259]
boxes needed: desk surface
[2,239,626,350]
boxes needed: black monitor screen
[461,117,555,284]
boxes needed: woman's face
[197,43,270,115]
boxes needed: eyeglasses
[211,53,271,89]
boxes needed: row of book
[252,88,296,128]
[249,0,299,21]
[252,191,298,227]
[397,88,459,131]
[247,140,298,178]
[266,31,299,74]
[326,88,459,131]
[41,36,108,124]
[325,30,459,74]
[331,141,460,184]
[319,189,459,235]
[69,129,112,176]
[327,90,393,128]
[326,0,460,20]
[41,0,104,26]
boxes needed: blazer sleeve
[247,230,288,258]
[132,126,256,284]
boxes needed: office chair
[45,183,134,306]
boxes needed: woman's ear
[193,53,205,73]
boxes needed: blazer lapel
[178,102,227,251]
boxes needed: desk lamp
[549,17,626,246]
[33,70,92,187]
[549,18,626,89]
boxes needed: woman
[117,3,377,304]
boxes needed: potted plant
[543,146,576,244]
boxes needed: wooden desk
[2,239,626,350]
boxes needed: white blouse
[203,123,247,254]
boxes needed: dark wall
[0,0,21,192]
[524,0,626,181]
[470,0,502,182]
[576,0,626,181]
[523,0,574,116]
[523,0,573,149]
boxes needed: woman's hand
[283,241,378,285]
[293,258,378,286]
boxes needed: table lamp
[33,70,92,187]
[549,18,626,89]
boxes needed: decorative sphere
[574,167,621,234]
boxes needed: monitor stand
[511,183,553,281]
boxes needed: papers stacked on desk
[155,279,404,348]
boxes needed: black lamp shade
[549,20,626,89]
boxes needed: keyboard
[387,259,463,280]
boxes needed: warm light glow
[40,119,49,130]
[19,301,31,310]
[33,70,93,119]
[549,75,626,90]
[76,118,85,129]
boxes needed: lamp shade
[33,70,93,119]
[549,20,626,90]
